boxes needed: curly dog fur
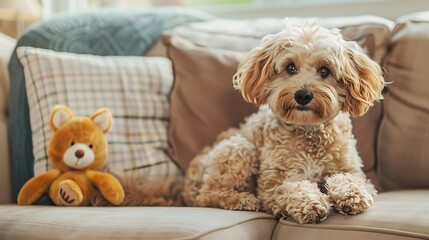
[183,19,385,224]
[91,168,183,207]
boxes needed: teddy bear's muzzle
[63,143,95,169]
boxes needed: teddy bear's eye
[89,144,93,149]
[71,141,75,146]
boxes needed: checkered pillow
[17,46,180,180]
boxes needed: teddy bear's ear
[49,105,74,131]
[90,108,113,133]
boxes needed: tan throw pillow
[378,12,429,190]
[165,17,393,182]
[162,35,257,171]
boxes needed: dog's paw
[286,192,330,224]
[221,193,261,211]
[331,190,374,215]
[326,173,375,215]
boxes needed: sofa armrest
[0,32,16,204]
[0,118,11,204]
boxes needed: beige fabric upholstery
[272,190,429,240]
[378,11,429,190]
[145,40,168,58]
[0,33,16,204]
[352,103,383,190]
[0,206,276,240]
[163,34,257,171]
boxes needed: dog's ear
[233,34,281,106]
[341,42,385,117]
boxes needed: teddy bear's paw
[58,180,83,206]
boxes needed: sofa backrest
[378,11,429,190]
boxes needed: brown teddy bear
[17,105,125,206]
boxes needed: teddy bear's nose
[75,150,85,158]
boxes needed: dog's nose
[294,89,313,105]
[75,150,85,158]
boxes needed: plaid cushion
[17,46,180,179]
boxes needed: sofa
[1,7,429,240]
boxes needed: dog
[182,19,385,224]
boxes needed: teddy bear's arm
[17,169,61,205]
[86,170,125,205]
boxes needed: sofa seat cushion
[272,190,429,240]
[0,206,276,240]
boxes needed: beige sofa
[1,11,429,240]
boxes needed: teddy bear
[17,105,125,206]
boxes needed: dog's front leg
[260,178,330,224]
[189,134,261,211]
[325,172,377,215]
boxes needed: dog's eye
[285,63,297,75]
[71,141,75,146]
[89,144,93,149]
[318,67,330,79]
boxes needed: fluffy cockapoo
[183,19,385,224]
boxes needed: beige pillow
[165,17,393,182]
[162,34,257,170]
[378,12,429,190]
